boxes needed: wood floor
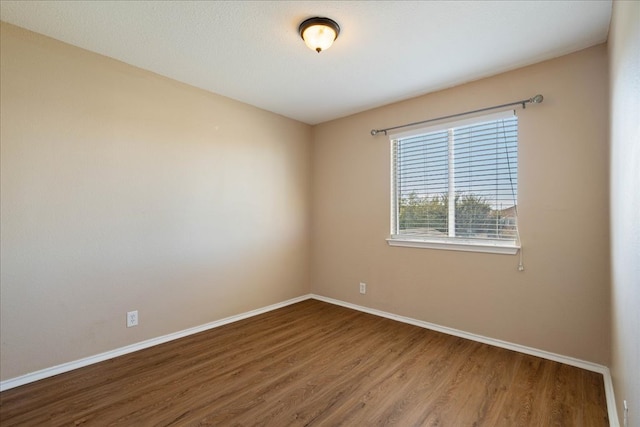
[0,299,608,426]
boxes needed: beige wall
[0,23,312,381]
[609,0,640,422]
[312,45,611,365]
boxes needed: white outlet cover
[127,310,138,327]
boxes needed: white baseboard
[0,293,619,426]
[310,294,619,427]
[602,367,620,427]
[0,294,312,392]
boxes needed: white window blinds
[391,111,518,245]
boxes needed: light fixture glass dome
[298,17,340,53]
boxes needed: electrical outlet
[127,310,138,328]
[623,400,628,427]
[359,282,366,294]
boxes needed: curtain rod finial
[530,94,544,104]
[371,129,379,136]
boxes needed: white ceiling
[0,1,611,125]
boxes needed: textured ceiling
[0,1,611,125]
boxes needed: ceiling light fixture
[298,17,340,53]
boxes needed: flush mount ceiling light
[298,17,340,53]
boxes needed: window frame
[388,110,520,255]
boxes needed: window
[389,110,519,254]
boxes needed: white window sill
[386,237,520,255]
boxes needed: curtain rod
[370,94,544,136]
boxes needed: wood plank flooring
[0,299,609,426]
